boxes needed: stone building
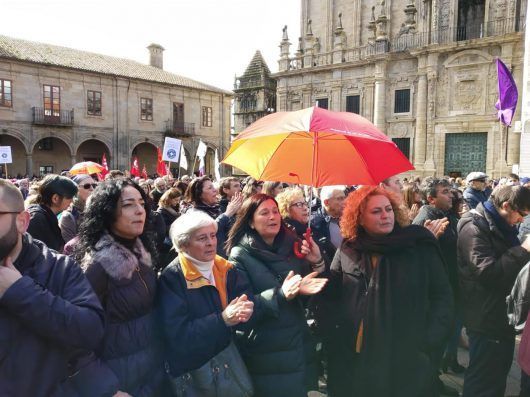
[233,50,277,133]
[0,35,232,178]
[274,0,526,178]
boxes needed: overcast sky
[4,0,301,91]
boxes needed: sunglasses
[80,183,97,190]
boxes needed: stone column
[414,74,428,167]
[26,153,33,177]
[331,85,342,111]
[373,62,387,131]
[373,81,387,132]
[71,154,77,166]
[423,74,437,173]
[519,7,530,175]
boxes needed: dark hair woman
[27,174,78,252]
[183,176,242,257]
[75,178,163,396]
[325,186,453,397]
[226,193,327,397]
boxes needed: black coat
[157,254,252,376]
[81,233,163,397]
[328,225,453,397]
[457,203,530,338]
[27,204,65,252]
[413,205,460,302]
[0,234,106,397]
[228,228,318,397]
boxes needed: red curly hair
[340,186,409,241]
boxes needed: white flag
[179,145,188,170]
[196,140,207,158]
[214,149,221,182]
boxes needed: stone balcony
[280,16,525,72]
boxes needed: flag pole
[176,149,182,179]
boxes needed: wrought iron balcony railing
[165,120,195,137]
[32,107,74,126]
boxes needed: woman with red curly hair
[326,185,453,397]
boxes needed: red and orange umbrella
[222,106,414,187]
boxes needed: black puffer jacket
[27,204,65,252]
[228,228,318,397]
[81,233,163,397]
[457,203,530,338]
[0,234,106,397]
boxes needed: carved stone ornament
[454,80,481,110]
[389,122,410,138]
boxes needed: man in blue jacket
[0,179,106,397]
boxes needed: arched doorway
[132,142,157,177]
[0,134,27,178]
[76,139,110,164]
[32,137,72,177]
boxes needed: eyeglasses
[290,201,308,209]
[80,183,97,190]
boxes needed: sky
[3,0,301,91]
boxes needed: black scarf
[483,200,520,247]
[284,217,307,238]
[352,223,437,254]
[194,202,221,219]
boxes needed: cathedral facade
[273,0,526,178]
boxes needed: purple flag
[495,58,518,126]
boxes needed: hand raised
[281,270,302,301]
[300,236,322,265]
[299,272,328,296]
[225,192,244,217]
[222,294,254,326]
[424,218,449,239]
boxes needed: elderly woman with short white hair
[157,211,254,396]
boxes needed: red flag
[157,147,167,176]
[130,156,140,177]
[141,164,148,179]
[100,153,109,178]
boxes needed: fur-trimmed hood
[81,233,152,280]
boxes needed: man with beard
[0,179,106,396]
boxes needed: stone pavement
[441,335,522,397]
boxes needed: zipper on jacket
[136,266,149,293]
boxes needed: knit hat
[71,174,91,185]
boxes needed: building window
[394,89,411,113]
[346,95,360,114]
[43,85,60,116]
[392,138,411,159]
[316,98,328,109]
[37,138,54,151]
[140,97,153,121]
[39,165,54,175]
[0,79,12,107]
[202,106,212,127]
[87,90,102,116]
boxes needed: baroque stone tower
[233,51,277,134]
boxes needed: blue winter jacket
[0,234,105,397]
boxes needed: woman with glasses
[60,174,96,245]
[276,187,309,238]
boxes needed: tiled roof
[241,50,271,78]
[0,35,232,95]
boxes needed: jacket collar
[179,254,233,308]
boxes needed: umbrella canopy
[222,106,414,187]
[70,161,105,175]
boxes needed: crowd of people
[1,168,530,397]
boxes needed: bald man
[0,179,108,396]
